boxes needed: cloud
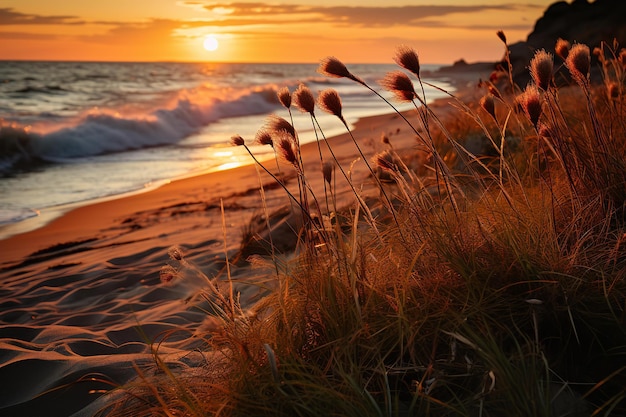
[82,19,183,44]
[0,7,84,25]
[0,3,539,40]
[0,31,57,40]
[323,5,513,27]
[411,20,534,31]
[194,2,526,28]
[0,8,168,48]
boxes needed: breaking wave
[0,84,281,174]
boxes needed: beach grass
[104,38,626,416]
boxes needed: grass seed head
[394,45,420,77]
[318,56,364,84]
[517,84,543,128]
[277,86,291,109]
[373,150,398,172]
[555,38,570,60]
[593,46,608,66]
[276,133,298,166]
[318,89,344,120]
[530,49,553,90]
[254,129,274,147]
[496,30,507,44]
[293,83,316,114]
[265,114,296,138]
[593,46,603,59]
[231,134,245,147]
[380,71,417,102]
[168,245,184,261]
[565,43,591,86]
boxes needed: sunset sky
[0,1,555,64]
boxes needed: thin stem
[339,118,406,241]
[220,199,236,320]
[242,144,322,236]
[311,115,384,241]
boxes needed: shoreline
[0,109,415,264]
[0,66,489,265]
[0,64,471,246]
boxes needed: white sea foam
[1,85,282,166]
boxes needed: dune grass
[105,38,626,416]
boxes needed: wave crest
[0,85,281,174]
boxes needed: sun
[203,35,219,52]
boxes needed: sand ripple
[0,240,235,417]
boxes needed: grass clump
[106,38,626,416]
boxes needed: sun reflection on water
[215,161,244,171]
[210,149,245,172]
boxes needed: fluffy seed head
[318,89,344,120]
[373,150,398,172]
[394,45,420,77]
[555,38,570,60]
[277,86,291,109]
[265,114,296,138]
[318,57,363,84]
[276,134,298,166]
[168,246,184,261]
[322,161,333,184]
[530,49,553,90]
[565,43,590,86]
[496,30,507,44]
[254,129,273,147]
[293,83,315,114]
[480,94,496,121]
[231,134,245,146]
[517,84,543,128]
[380,71,417,102]
[593,46,602,58]
[593,47,607,66]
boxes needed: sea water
[0,61,450,238]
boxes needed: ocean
[0,61,451,239]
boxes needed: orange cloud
[83,19,181,43]
[195,2,538,28]
[0,31,57,40]
[0,7,84,25]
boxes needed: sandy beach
[4,0,626,413]
[0,69,487,416]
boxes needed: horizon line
[0,58,483,66]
